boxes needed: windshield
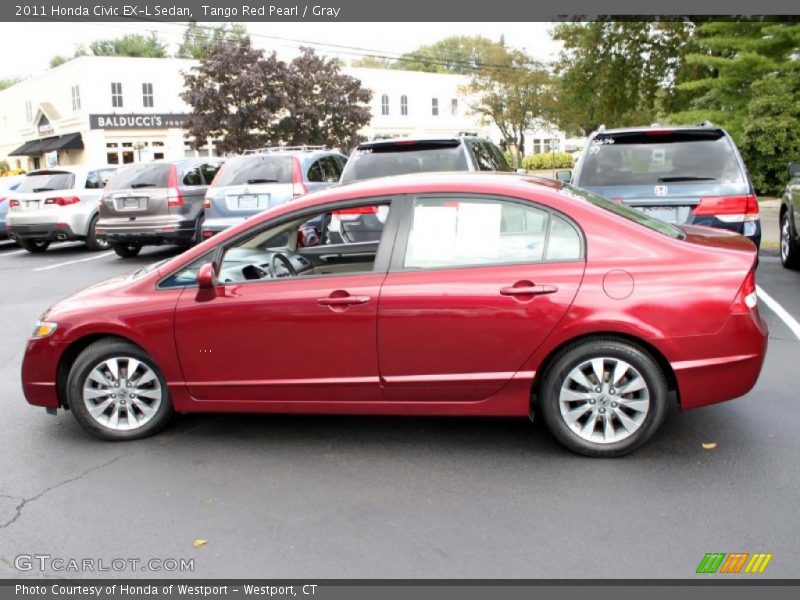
[341,143,469,183]
[578,130,744,187]
[17,172,75,193]
[106,164,171,191]
[558,183,686,239]
[213,156,293,187]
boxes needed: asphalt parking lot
[0,240,798,580]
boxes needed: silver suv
[6,165,117,253]
[98,159,223,258]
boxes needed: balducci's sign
[89,114,190,129]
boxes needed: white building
[0,56,563,170]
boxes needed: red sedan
[21,174,767,456]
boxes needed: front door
[378,194,586,403]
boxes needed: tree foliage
[181,39,371,154]
[176,22,248,59]
[553,21,692,135]
[463,45,554,164]
[89,32,168,58]
[393,35,505,74]
[0,76,22,91]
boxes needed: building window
[431,98,439,116]
[111,82,123,108]
[381,94,389,116]
[142,83,154,108]
[451,98,458,116]
[71,85,81,112]
[25,101,32,123]
[400,95,408,116]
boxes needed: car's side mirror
[197,262,217,290]
[515,168,527,175]
[555,170,572,183]
[788,162,800,180]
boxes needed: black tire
[18,238,50,253]
[193,214,205,246]
[538,338,668,457]
[85,215,109,251]
[66,338,173,441]
[780,211,800,270]
[111,242,142,258]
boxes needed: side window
[320,157,343,182]
[485,142,512,171]
[160,253,214,288]
[183,166,203,186]
[85,171,101,189]
[200,163,221,185]
[98,169,116,187]
[403,197,579,269]
[470,142,496,171]
[306,159,325,183]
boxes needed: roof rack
[696,120,714,127]
[597,124,606,133]
[243,145,327,155]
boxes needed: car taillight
[692,194,759,223]
[9,199,19,208]
[44,196,80,206]
[167,164,184,207]
[203,198,211,209]
[731,268,758,314]
[202,230,215,238]
[292,158,307,198]
[334,206,379,219]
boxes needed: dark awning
[7,133,83,156]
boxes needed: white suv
[6,165,117,253]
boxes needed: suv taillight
[731,268,758,314]
[9,199,19,208]
[167,164,184,207]
[203,198,211,209]
[692,194,759,223]
[44,196,80,206]
[292,158,307,198]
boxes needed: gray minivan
[201,147,347,239]
[98,158,222,257]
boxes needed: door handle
[317,294,371,307]
[500,284,558,296]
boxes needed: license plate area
[119,197,147,210]
[234,194,269,210]
[635,205,692,224]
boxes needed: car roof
[26,165,114,175]
[592,124,727,136]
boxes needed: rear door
[377,193,585,404]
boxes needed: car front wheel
[111,242,142,258]
[66,339,173,440]
[780,212,800,270]
[539,339,668,457]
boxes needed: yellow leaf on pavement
[702,442,717,450]
[192,539,207,548]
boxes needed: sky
[0,21,560,80]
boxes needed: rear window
[106,163,171,191]
[17,172,75,193]
[558,183,686,239]
[577,130,745,187]
[341,141,469,183]
[213,156,293,187]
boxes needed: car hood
[42,273,137,320]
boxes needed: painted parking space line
[0,248,27,257]
[33,251,114,272]
[757,284,800,341]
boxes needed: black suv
[339,134,512,183]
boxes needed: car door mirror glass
[555,170,572,183]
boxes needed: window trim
[400,95,408,116]
[156,195,403,290]
[111,82,123,108]
[431,98,439,116]
[142,82,154,108]
[388,192,586,273]
[380,94,389,116]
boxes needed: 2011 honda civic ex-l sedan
[21,173,767,457]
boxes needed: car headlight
[31,321,58,339]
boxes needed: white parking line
[0,249,27,257]
[757,285,800,341]
[33,252,113,272]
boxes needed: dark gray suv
[98,159,223,257]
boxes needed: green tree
[669,21,800,140]
[740,66,800,195]
[393,35,504,74]
[553,21,692,135]
[350,56,392,69]
[176,21,247,59]
[463,46,554,164]
[90,32,168,58]
[0,76,22,90]
[49,44,90,68]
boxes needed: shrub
[521,152,574,171]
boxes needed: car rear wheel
[193,214,205,246]
[85,215,109,251]
[66,339,173,440]
[110,242,142,258]
[18,239,50,253]
[780,212,800,270]
[539,339,667,457]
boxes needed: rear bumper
[98,218,195,245]
[690,216,761,249]
[8,222,79,241]
[202,216,245,235]
[667,310,768,410]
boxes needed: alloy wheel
[558,357,650,444]
[782,217,791,263]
